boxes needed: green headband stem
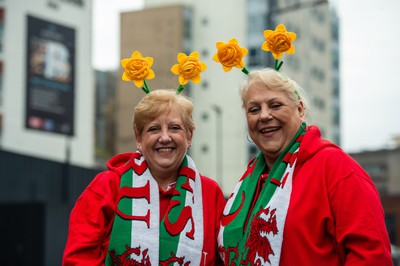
[176,85,185,94]
[141,80,150,94]
[275,60,284,71]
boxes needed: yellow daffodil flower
[213,38,248,72]
[171,51,207,86]
[121,51,155,92]
[261,24,296,60]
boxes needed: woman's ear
[135,132,141,148]
[187,130,193,149]
[187,130,193,142]
[298,100,306,120]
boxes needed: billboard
[25,15,75,135]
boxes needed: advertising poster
[26,15,75,135]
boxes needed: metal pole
[211,105,223,188]
[61,136,71,203]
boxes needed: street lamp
[211,105,223,188]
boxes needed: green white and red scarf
[218,124,306,265]
[106,152,204,265]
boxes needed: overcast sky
[336,0,400,152]
[92,0,400,153]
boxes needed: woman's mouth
[260,127,279,133]
[157,147,174,152]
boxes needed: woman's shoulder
[82,170,120,199]
[199,175,226,209]
[200,174,221,188]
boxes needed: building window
[201,80,209,89]
[362,163,387,179]
[312,37,325,52]
[0,9,4,52]
[201,48,208,57]
[201,112,209,121]
[311,8,325,23]
[311,66,325,81]
[313,97,326,110]
[248,143,259,161]
[201,17,208,26]
[333,107,340,125]
[385,214,397,244]
[248,47,264,67]
[0,62,2,106]
[201,144,209,153]
[183,7,192,40]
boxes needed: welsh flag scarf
[106,152,204,265]
[218,124,306,265]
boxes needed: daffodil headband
[213,24,296,73]
[121,51,207,94]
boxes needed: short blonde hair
[133,89,196,136]
[239,68,309,116]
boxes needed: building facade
[95,70,117,165]
[349,147,400,245]
[0,0,96,265]
[1,0,95,168]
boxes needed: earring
[188,141,192,149]
[137,144,141,153]
[247,134,254,143]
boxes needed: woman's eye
[170,125,181,131]
[248,107,259,114]
[270,103,282,109]
[147,126,159,132]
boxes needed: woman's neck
[151,170,178,190]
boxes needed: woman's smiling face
[135,106,192,182]
[244,81,305,166]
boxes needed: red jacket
[63,153,225,265]
[279,126,392,265]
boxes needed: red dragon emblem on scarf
[242,206,278,265]
[109,245,151,265]
[219,206,278,266]
[109,245,190,266]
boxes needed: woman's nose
[159,129,172,143]
[259,108,273,122]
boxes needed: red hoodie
[63,153,225,266]
[279,125,392,265]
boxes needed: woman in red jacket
[213,24,391,266]
[217,68,392,265]
[63,89,225,265]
